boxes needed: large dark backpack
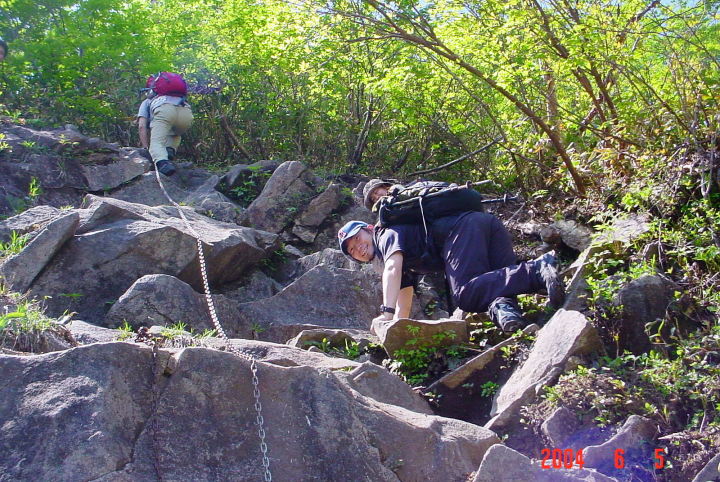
[373,181,487,275]
[375,181,485,228]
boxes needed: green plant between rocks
[304,337,364,360]
[386,329,469,386]
[116,320,134,341]
[0,297,56,351]
[0,231,30,257]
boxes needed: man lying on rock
[337,212,566,332]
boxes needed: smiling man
[338,212,565,332]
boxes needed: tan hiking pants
[149,102,193,162]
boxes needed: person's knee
[456,284,491,313]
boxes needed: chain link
[154,168,272,481]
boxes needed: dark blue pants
[441,212,541,313]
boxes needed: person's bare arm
[138,116,149,149]
[377,251,403,321]
[396,286,414,319]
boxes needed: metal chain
[153,168,272,481]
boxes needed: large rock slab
[372,317,469,357]
[109,172,193,206]
[292,182,344,243]
[563,214,651,312]
[221,270,284,304]
[110,173,246,225]
[0,343,156,481]
[28,196,278,323]
[0,341,499,481]
[105,274,242,331]
[227,265,382,342]
[0,205,62,243]
[613,275,678,354]
[0,212,79,292]
[0,123,151,216]
[246,161,318,233]
[541,220,594,252]
[486,310,602,431]
[80,152,149,192]
[294,247,362,277]
[69,320,122,344]
[472,444,617,482]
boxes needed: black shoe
[534,251,566,309]
[156,159,176,176]
[166,147,176,161]
[488,297,527,333]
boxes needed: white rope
[153,168,272,481]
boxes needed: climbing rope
[153,168,272,481]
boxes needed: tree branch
[408,137,501,176]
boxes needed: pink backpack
[146,72,187,97]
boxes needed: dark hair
[0,39,8,56]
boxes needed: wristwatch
[380,305,396,314]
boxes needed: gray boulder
[0,205,62,243]
[473,444,617,482]
[69,320,122,344]
[0,212,79,292]
[246,161,318,233]
[105,274,241,331]
[613,275,678,354]
[226,265,382,342]
[28,196,278,323]
[79,151,149,192]
[292,182,344,243]
[108,171,190,206]
[372,317,468,357]
[336,361,434,415]
[296,247,361,275]
[0,341,499,481]
[563,214,651,312]
[541,406,581,447]
[486,310,602,431]
[222,270,284,303]
[541,220,594,252]
[110,173,247,225]
[692,452,720,482]
[219,159,279,190]
[583,415,658,470]
[0,123,153,216]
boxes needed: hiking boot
[156,159,176,176]
[488,297,527,333]
[534,250,566,309]
[166,147,176,161]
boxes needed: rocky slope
[1,120,717,481]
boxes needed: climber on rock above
[338,211,566,333]
[136,72,193,177]
[362,179,394,211]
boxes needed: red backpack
[146,72,187,96]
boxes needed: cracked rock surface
[0,341,499,481]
